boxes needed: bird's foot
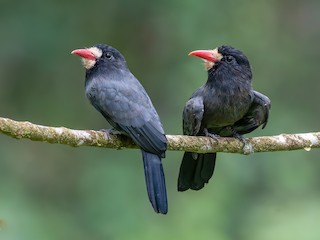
[230,129,253,155]
[99,128,122,140]
[232,131,245,143]
[203,128,220,141]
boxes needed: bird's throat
[81,58,96,70]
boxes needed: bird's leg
[227,126,253,155]
[99,128,122,140]
[192,129,219,159]
[203,128,220,141]
[232,131,246,143]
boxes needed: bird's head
[189,45,252,79]
[71,44,127,70]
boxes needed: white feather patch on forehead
[81,47,103,70]
[88,47,103,58]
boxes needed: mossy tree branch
[0,116,319,154]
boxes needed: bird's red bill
[71,49,96,60]
[188,50,217,63]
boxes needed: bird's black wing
[179,95,216,191]
[89,73,166,155]
[232,90,271,135]
[182,96,204,136]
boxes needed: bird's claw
[232,132,245,143]
[232,131,253,155]
[203,128,220,142]
[99,128,122,140]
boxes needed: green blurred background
[1,0,320,239]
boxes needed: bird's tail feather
[141,150,168,214]
[178,152,216,191]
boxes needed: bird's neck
[204,72,252,94]
[206,67,252,87]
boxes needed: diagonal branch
[0,116,319,154]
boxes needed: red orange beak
[188,49,222,63]
[71,49,96,60]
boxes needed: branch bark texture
[0,116,319,154]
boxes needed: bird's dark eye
[225,55,234,63]
[105,52,113,59]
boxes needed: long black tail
[178,152,216,191]
[141,150,168,214]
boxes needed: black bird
[72,44,168,214]
[178,46,271,191]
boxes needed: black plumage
[178,45,271,191]
[72,44,168,214]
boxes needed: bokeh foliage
[0,0,320,239]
